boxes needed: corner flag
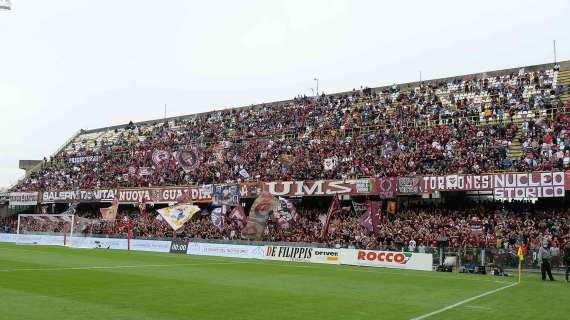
[517,246,524,262]
[517,246,524,283]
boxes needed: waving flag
[152,149,171,168]
[274,197,297,229]
[176,147,201,173]
[320,196,341,240]
[230,206,247,228]
[100,198,119,221]
[242,193,278,240]
[211,206,226,231]
[157,203,200,231]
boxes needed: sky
[0,0,569,188]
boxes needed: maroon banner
[377,178,397,198]
[35,171,570,204]
[419,172,565,199]
[265,178,376,197]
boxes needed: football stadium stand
[3,60,570,272]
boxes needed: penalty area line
[409,282,517,320]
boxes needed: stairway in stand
[508,129,524,161]
[557,69,570,105]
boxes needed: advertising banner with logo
[340,249,432,271]
[0,234,170,253]
[264,246,340,264]
[169,239,189,254]
[187,242,265,259]
[15,234,66,246]
[130,239,172,253]
[419,172,565,199]
[9,192,39,206]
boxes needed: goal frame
[17,214,76,246]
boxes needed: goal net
[17,214,75,246]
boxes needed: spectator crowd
[11,67,570,192]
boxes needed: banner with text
[340,249,432,271]
[9,192,39,206]
[264,246,340,264]
[187,242,265,259]
[419,172,565,199]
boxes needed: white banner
[340,249,432,271]
[15,234,65,246]
[187,242,265,259]
[0,234,170,253]
[9,192,38,206]
[264,246,340,264]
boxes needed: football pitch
[0,243,567,320]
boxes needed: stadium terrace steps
[507,130,523,161]
[557,69,570,103]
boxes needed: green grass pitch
[0,243,567,320]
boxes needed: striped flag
[320,196,340,240]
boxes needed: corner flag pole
[518,259,522,283]
[517,246,524,283]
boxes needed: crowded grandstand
[2,1,570,318]
[2,60,569,273]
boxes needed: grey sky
[0,0,569,188]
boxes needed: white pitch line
[464,305,492,310]
[0,261,247,273]
[409,282,518,320]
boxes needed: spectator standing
[564,239,570,282]
[538,242,555,281]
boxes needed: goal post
[16,214,75,246]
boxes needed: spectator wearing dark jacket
[538,242,555,281]
[564,239,570,282]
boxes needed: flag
[320,196,340,240]
[517,246,525,262]
[138,166,153,176]
[230,206,247,228]
[151,149,171,168]
[176,147,201,173]
[100,198,119,221]
[368,201,381,234]
[157,203,201,231]
[212,184,240,206]
[138,198,146,215]
[387,200,397,214]
[352,201,368,214]
[211,206,226,231]
[323,158,337,170]
[62,203,78,216]
[358,205,373,232]
[274,197,297,229]
[242,193,278,240]
[239,168,250,179]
